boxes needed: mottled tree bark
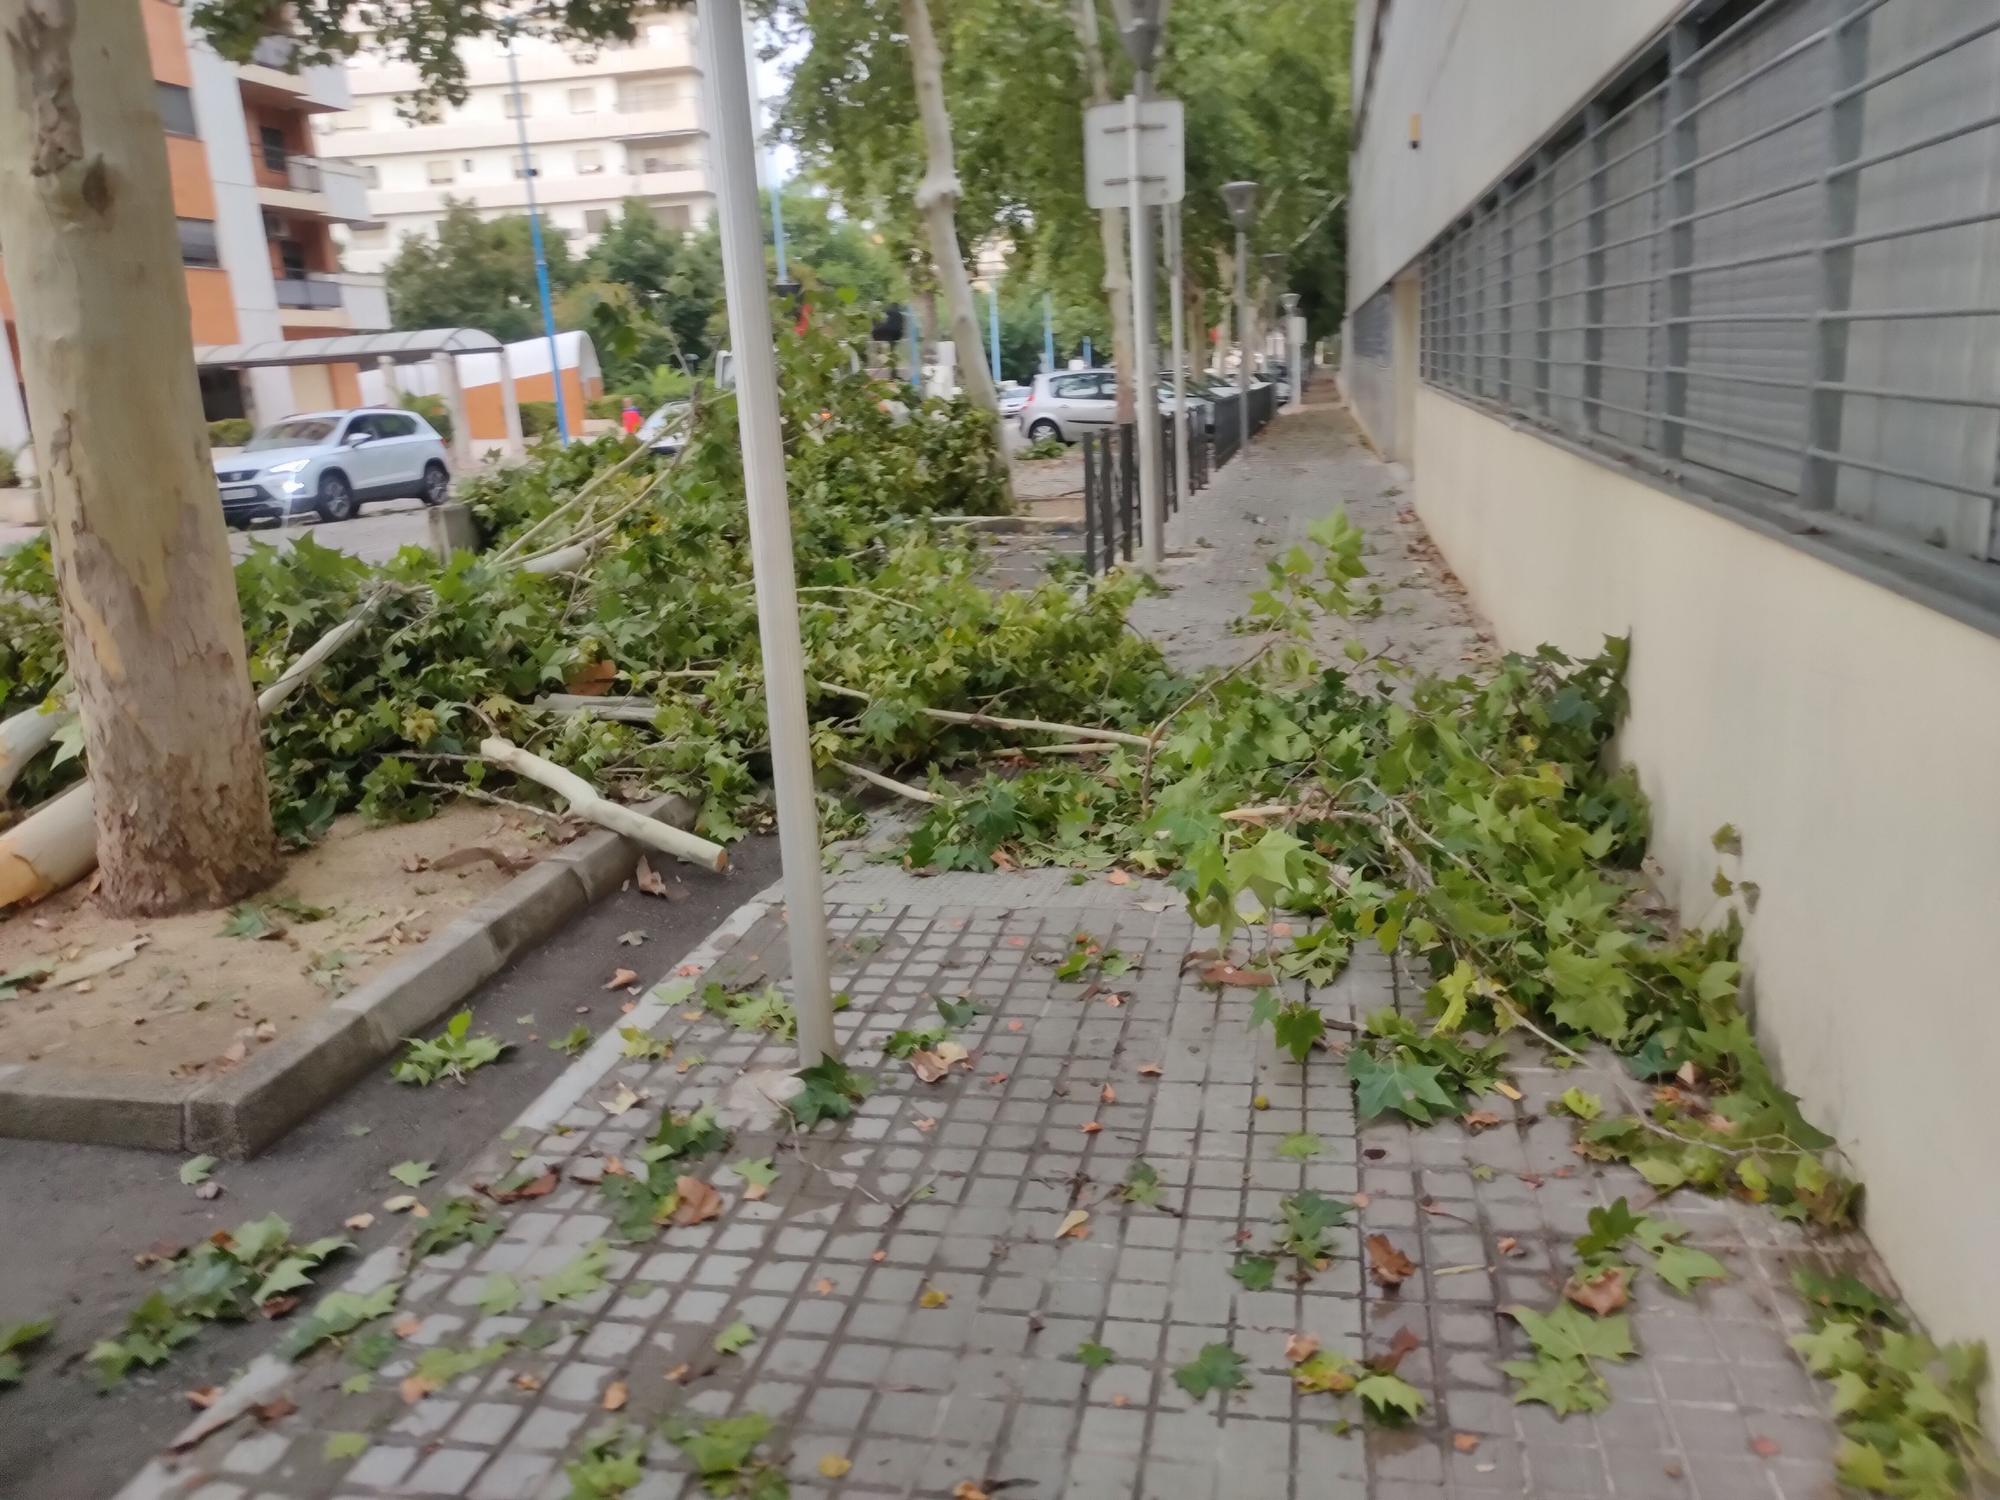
[0,0,277,914]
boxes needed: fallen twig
[479,735,727,872]
[831,758,943,805]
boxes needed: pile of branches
[0,306,1183,879]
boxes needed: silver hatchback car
[213,408,451,527]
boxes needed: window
[575,148,604,176]
[425,159,454,185]
[348,225,387,247]
[376,413,419,438]
[512,154,538,180]
[584,208,612,234]
[156,82,198,138]
[1052,374,1107,401]
[568,86,596,114]
[645,21,677,46]
[502,90,529,118]
[363,164,380,189]
[177,218,220,268]
[650,202,692,232]
[258,126,287,172]
[618,78,677,112]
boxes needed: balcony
[253,153,378,225]
[273,273,343,310]
[236,35,351,114]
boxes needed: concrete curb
[0,795,698,1159]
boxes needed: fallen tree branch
[909,705,1150,748]
[478,735,727,872]
[531,694,662,725]
[489,438,654,565]
[0,696,73,798]
[982,741,1121,758]
[831,757,944,804]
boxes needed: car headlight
[264,458,310,475]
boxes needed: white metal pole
[1235,229,1250,407]
[697,0,835,1067]
[1127,85,1164,569]
[1167,202,1188,512]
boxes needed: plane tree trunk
[0,0,277,915]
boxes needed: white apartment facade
[325,12,712,274]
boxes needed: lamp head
[1220,181,1258,230]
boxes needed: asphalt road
[227,497,436,567]
[0,834,781,1500]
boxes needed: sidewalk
[118,398,1864,1500]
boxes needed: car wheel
[420,461,450,506]
[315,470,356,523]
[1026,418,1061,442]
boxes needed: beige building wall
[1411,386,2000,1369]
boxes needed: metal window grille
[1420,0,2000,581]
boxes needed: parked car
[214,409,450,526]
[998,381,1032,418]
[636,399,692,456]
[1017,369,1191,444]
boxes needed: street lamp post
[1166,202,1188,513]
[1222,181,1258,412]
[695,0,835,1066]
[1279,291,1303,413]
[1042,292,1055,373]
[1119,2,1166,569]
[504,30,570,447]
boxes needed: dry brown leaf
[662,1363,690,1384]
[1370,1325,1422,1375]
[814,1278,836,1296]
[951,1483,992,1500]
[1111,1392,1130,1407]
[1493,1080,1523,1101]
[1366,1234,1417,1288]
[343,1212,375,1232]
[184,1385,222,1410]
[432,845,532,875]
[599,1083,641,1115]
[512,1372,542,1392]
[251,1395,297,1424]
[1199,961,1278,987]
[604,968,638,990]
[672,1175,723,1226]
[392,1314,422,1338]
[869,1249,888,1263]
[1453,1432,1481,1454]
[1564,1265,1631,1316]
[1352,1192,1373,1209]
[1284,1332,1320,1365]
[1006,1018,1024,1032]
[218,1041,248,1068]
[1496,1236,1522,1257]
[914,1115,937,1133]
[985,1071,1009,1087]
[1101,993,1125,1007]
[1749,1436,1781,1458]
[1136,1061,1163,1077]
[1105,869,1130,885]
[252,1019,277,1043]
[566,659,618,695]
[600,1379,628,1412]
[909,1049,950,1084]
[382,1194,419,1214]
[259,1294,300,1319]
[818,1454,854,1479]
[399,1374,435,1404]
[935,1040,970,1067]
[1080,1121,1103,1135]
[1461,1109,1503,1132]
[1054,1208,1091,1240]
[918,1286,950,1309]
[1100,1083,1118,1104]
[484,1169,559,1204]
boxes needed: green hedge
[520,401,560,439]
[399,393,453,444]
[208,418,253,448]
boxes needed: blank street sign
[1084,98,1185,209]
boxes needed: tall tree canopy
[386,201,581,342]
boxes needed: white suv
[214,408,451,527]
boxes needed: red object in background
[795,299,812,334]
[620,402,641,434]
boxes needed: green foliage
[399,393,453,444]
[566,1423,648,1499]
[1230,1256,1277,1292]
[178,1154,217,1186]
[520,401,561,440]
[1120,1159,1165,1208]
[598,1105,731,1242]
[1354,1372,1427,1421]
[384,201,580,342]
[553,1024,593,1057]
[0,1318,53,1386]
[713,1320,756,1355]
[1174,1342,1250,1403]
[324,1432,370,1462]
[1020,436,1068,460]
[788,1060,874,1129]
[1501,1303,1636,1417]
[1569,1197,1725,1298]
[388,1159,435,1188]
[883,1025,946,1058]
[1789,1269,1996,1495]
[91,1215,351,1383]
[665,1411,788,1497]
[536,1242,610,1306]
[1277,1132,1322,1160]
[1276,1190,1351,1269]
[408,1196,500,1262]
[701,981,797,1038]
[1074,1340,1116,1370]
[280,1282,402,1361]
[207,417,253,448]
[392,1009,510,1085]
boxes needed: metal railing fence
[1419,0,2000,583]
[1079,403,1245,574]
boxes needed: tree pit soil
[0,804,565,1078]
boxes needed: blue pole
[770,186,788,285]
[908,309,922,393]
[506,36,569,446]
[986,282,1001,383]
[1042,292,1055,372]
[1083,335,1093,368]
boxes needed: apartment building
[0,0,388,462]
[1343,0,2000,1379]
[325,12,712,274]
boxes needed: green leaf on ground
[788,1060,873,1128]
[1354,1372,1427,1420]
[1174,1342,1249,1402]
[178,1155,217,1187]
[536,1242,610,1306]
[220,904,281,940]
[1509,1303,1635,1365]
[1574,1198,1644,1258]
[280,1282,402,1361]
[1121,1159,1164,1207]
[1230,1256,1277,1292]
[476,1274,521,1316]
[935,996,980,1028]
[1556,1087,1603,1121]
[617,1026,671,1061]
[1277,1132,1321,1160]
[1501,1353,1610,1414]
[713,1320,756,1355]
[1272,1000,1326,1062]
[1074,1340,1117,1370]
[388,1160,435,1189]
[338,1371,372,1395]
[0,1319,53,1385]
[409,1197,499,1261]
[391,1009,510,1086]
[1294,1351,1359,1394]
[323,1432,369,1462]
[551,1024,592,1057]
[728,1158,778,1192]
[667,1412,778,1487]
[1349,1048,1456,1123]
[1652,1244,1728,1295]
[883,1025,947,1059]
